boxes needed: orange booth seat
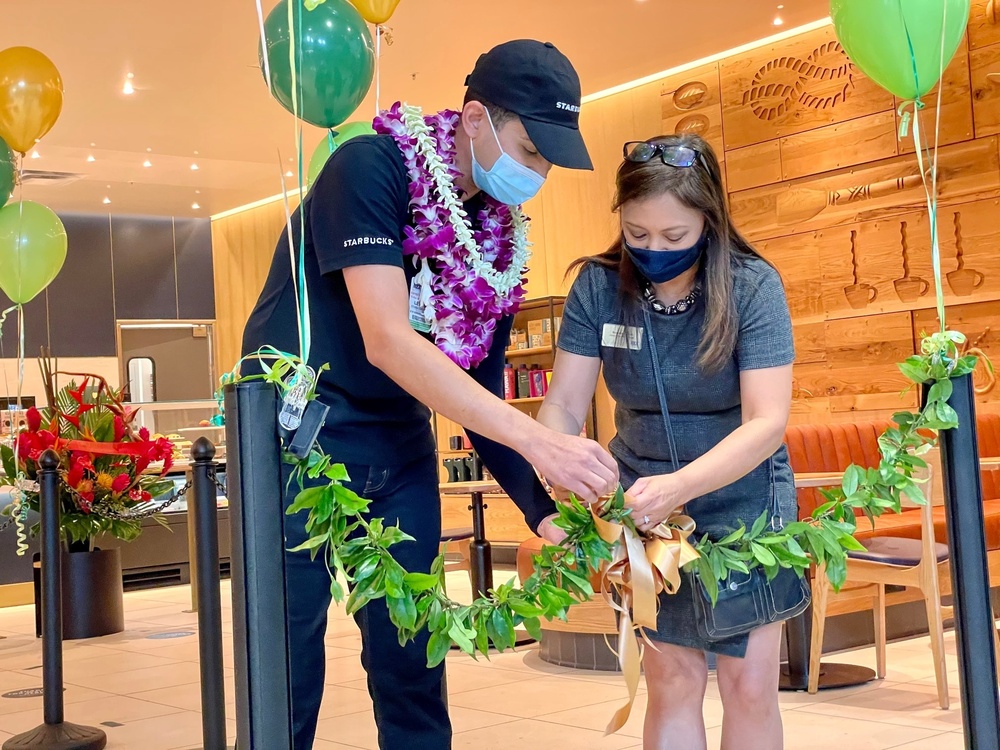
[784,413,1000,552]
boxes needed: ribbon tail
[623,526,658,630]
[605,608,641,735]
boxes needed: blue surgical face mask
[624,231,708,283]
[470,110,545,205]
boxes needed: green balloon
[307,120,376,184]
[0,200,67,304]
[0,138,14,207]
[259,0,375,129]
[830,0,970,100]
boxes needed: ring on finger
[643,515,650,526]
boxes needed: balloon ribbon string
[375,24,382,117]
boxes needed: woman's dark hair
[569,133,767,373]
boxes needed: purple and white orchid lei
[373,102,531,369]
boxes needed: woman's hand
[536,513,568,545]
[626,474,688,533]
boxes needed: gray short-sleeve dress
[558,257,796,657]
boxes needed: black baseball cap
[465,40,593,171]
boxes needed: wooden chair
[804,452,952,708]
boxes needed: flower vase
[33,545,125,640]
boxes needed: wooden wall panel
[211,198,294,373]
[939,199,1000,302]
[895,36,974,154]
[779,111,899,181]
[758,232,824,320]
[730,136,1000,241]
[793,313,917,415]
[720,27,895,151]
[726,141,782,193]
[791,321,826,365]
[969,0,1000,50]
[660,63,725,158]
[971,41,1000,138]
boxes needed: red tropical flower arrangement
[1,370,176,548]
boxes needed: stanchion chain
[91,479,192,520]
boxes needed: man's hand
[526,430,618,505]
[536,513,567,545]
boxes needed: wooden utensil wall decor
[671,3,1000,425]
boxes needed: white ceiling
[2,0,829,217]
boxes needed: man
[241,39,618,749]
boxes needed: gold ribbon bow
[591,503,700,735]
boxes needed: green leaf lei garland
[220,331,981,661]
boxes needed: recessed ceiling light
[190,163,199,171]
[195,189,201,194]
[773,15,784,25]
[777,3,784,7]
[102,197,111,205]
[192,202,201,210]
[194,150,199,156]
[285,170,294,177]
[90,142,96,147]
[122,72,135,96]
[146,147,152,153]
[143,159,152,168]
[87,155,96,162]
[30,150,40,159]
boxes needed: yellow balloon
[0,47,64,154]
[349,0,401,24]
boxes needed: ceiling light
[195,189,201,194]
[190,163,199,171]
[194,150,199,156]
[777,4,784,7]
[192,202,201,210]
[90,142,96,147]
[146,147,152,152]
[30,150,40,159]
[122,72,135,96]
[102,197,111,205]
[285,170,294,177]
[86,155,96,162]
[143,159,152,167]
[773,15,784,25]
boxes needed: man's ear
[460,100,487,140]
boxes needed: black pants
[283,453,451,749]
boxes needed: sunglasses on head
[623,140,708,170]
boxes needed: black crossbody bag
[642,308,810,642]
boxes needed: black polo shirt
[241,133,554,530]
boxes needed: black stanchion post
[191,438,227,750]
[468,491,493,598]
[225,381,294,750]
[936,373,1000,750]
[3,450,107,750]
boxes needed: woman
[538,133,795,749]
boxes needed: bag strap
[643,307,681,473]
[641,307,782,527]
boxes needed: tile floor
[0,572,983,750]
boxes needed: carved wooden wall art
[948,211,986,296]
[741,41,856,122]
[893,220,931,302]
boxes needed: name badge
[601,324,643,350]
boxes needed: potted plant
[1,369,175,639]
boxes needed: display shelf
[504,346,554,359]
